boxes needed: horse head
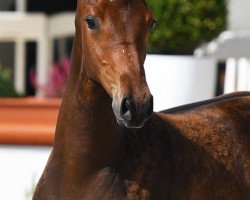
[76,0,155,128]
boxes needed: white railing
[16,0,27,12]
[0,12,49,96]
[0,11,75,96]
[48,12,75,61]
[195,30,250,94]
[224,58,250,93]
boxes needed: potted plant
[0,61,67,146]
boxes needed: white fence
[224,58,250,93]
[0,12,75,96]
[0,12,49,96]
[195,29,250,95]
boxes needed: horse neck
[52,33,123,177]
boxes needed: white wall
[0,146,51,200]
[228,0,250,30]
[145,55,217,111]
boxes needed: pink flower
[30,58,70,98]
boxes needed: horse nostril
[121,96,132,121]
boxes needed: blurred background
[0,0,250,199]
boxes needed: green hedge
[0,66,20,97]
[146,0,227,54]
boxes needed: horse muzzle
[112,94,153,128]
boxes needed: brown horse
[33,0,250,199]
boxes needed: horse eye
[85,16,98,30]
[150,20,157,30]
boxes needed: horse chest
[80,167,151,200]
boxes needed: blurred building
[0,0,76,96]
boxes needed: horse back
[151,92,250,199]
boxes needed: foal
[33,0,250,199]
